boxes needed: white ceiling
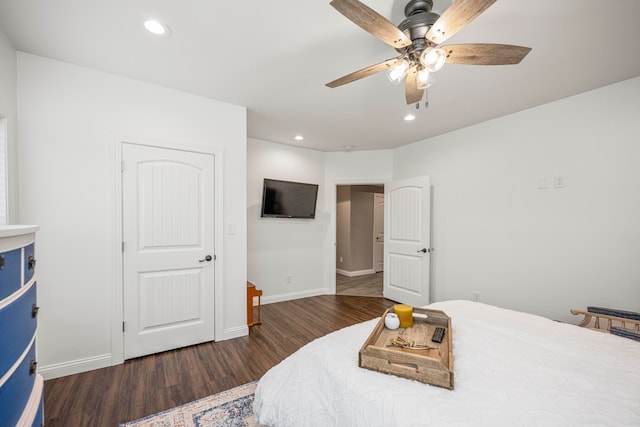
[1,0,639,152]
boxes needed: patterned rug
[120,381,263,427]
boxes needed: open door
[383,175,431,306]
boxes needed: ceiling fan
[326,0,531,105]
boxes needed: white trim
[38,353,112,380]
[0,230,36,251]
[109,134,124,365]
[0,278,35,310]
[16,374,43,427]
[261,287,332,305]
[327,178,388,296]
[0,333,36,388]
[222,325,249,341]
[336,268,376,277]
[111,135,225,366]
[0,116,7,225]
[212,150,225,343]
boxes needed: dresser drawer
[0,282,38,379]
[0,339,38,427]
[15,373,44,427]
[0,247,22,300]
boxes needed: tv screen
[261,178,319,219]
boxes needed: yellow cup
[394,304,413,328]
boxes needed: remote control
[431,327,445,343]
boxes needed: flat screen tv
[261,178,319,219]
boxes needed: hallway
[336,272,383,297]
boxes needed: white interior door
[373,193,384,273]
[122,142,215,359]
[383,175,431,306]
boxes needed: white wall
[247,140,393,301]
[247,138,328,302]
[17,53,247,378]
[394,77,640,322]
[0,29,18,222]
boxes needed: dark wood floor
[43,295,395,426]
[336,272,383,297]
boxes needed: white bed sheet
[254,300,640,427]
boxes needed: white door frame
[373,192,384,273]
[109,135,225,366]
[328,179,386,295]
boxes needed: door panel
[383,176,431,306]
[122,142,215,359]
[139,269,202,331]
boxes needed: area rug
[120,381,263,427]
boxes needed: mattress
[254,300,640,426]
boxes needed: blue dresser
[0,225,43,427]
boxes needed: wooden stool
[247,282,263,326]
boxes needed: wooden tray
[358,307,454,389]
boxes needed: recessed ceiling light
[404,114,416,121]
[143,19,169,36]
[294,135,304,141]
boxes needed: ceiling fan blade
[326,58,400,88]
[330,0,412,49]
[426,0,497,45]
[405,65,424,105]
[443,43,531,65]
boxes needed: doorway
[335,184,384,297]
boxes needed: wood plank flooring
[336,272,383,297]
[43,295,395,426]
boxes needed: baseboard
[222,325,249,341]
[38,353,112,380]
[262,287,331,305]
[336,268,376,277]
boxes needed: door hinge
[122,321,125,332]
[121,160,125,172]
[121,241,125,252]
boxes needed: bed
[254,300,640,426]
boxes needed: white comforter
[254,300,640,426]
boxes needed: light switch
[538,177,549,190]
[226,223,236,235]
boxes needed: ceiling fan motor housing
[397,0,440,56]
[400,1,439,37]
[404,0,433,17]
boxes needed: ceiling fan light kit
[326,0,531,107]
[387,59,410,84]
[420,47,446,72]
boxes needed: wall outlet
[554,176,566,188]
[339,256,343,263]
[473,291,480,302]
[285,274,292,285]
